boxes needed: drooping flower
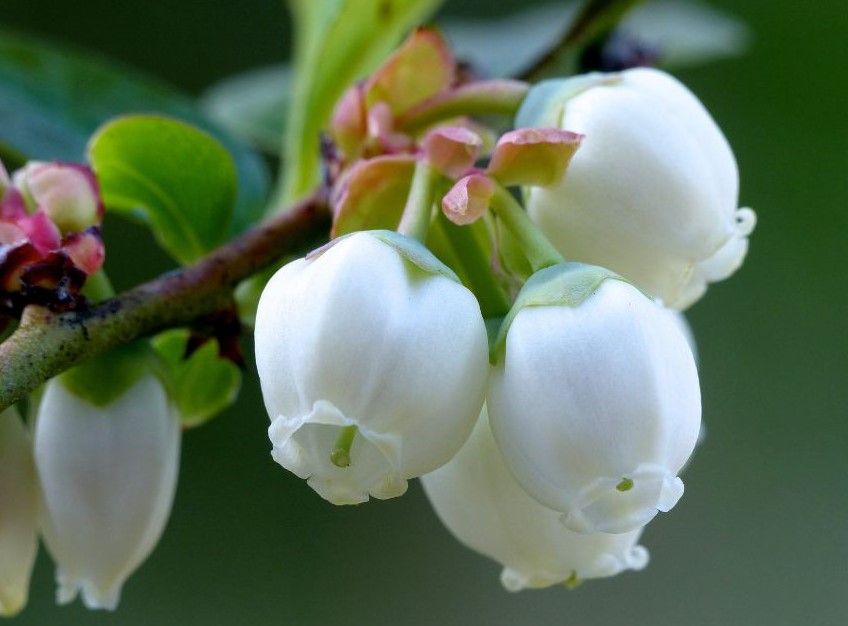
[422,408,648,591]
[35,359,180,610]
[0,408,39,617]
[518,68,756,309]
[488,263,701,534]
[254,230,489,505]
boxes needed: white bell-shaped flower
[518,68,756,309]
[255,230,489,505]
[422,407,648,591]
[35,373,180,610]
[488,264,701,534]
[0,408,39,617]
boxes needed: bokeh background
[4,0,847,624]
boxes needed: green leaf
[201,65,292,155]
[152,330,242,428]
[279,0,444,203]
[88,115,237,265]
[441,0,747,79]
[0,28,268,235]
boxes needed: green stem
[396,80,530,135]
[490,185,563,273]
[396,160,439,242]
[330,425,358,468]
[436,214,511,318]
[82,270,116,303]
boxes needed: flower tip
[441,174,494,225]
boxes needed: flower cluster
[255,29,754,591]
[0,160,105,317]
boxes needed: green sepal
[58,341,163,408]
[515,74,621,129]
[152,330,241,428]
[310,230,461,284]
[490,262,627,364]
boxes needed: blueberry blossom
[518,68,756,309]
[254,230,489,505]
[422,407,648,591]
[34,350,180,610]
[0,408,39,617]
[487,264,701,534]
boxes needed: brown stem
[0,189,330,411]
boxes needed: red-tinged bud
[364,28,455,115]
[366,102,413,155]
[441,174,495,226]
[331,84,368,160]
[422,127,482,179]
[13,162,103,234]
[487,128,583,187]
[0,223,27,247]
[331,155,416,237]
[63,227,105,276]
[0,243,40,293]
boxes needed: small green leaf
[152,330,242,428]
[88,115,237,265]
[0,28,268,236]
[280,0,444,203]
[59,342,158,408]
[201,65,292,154]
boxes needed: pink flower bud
[63,228,105,276]
[422,127,482,178]
[331,84,368,160]
[13,162,103,235]
[487,128,583,187]
[18,210,61,255]
[441,174,495,226]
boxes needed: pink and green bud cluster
[0,159,105,315]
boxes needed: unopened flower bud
[422,408,648,591]
[487,128,583,187]
[255,230,488,505]
[441,174,494,225]
[0,408,39,617]
[331,84,368,160]
[422,127,482,178]
[488,264,701,534]
[13,162,103,235]
[35,360,180,610]
[518,68,756,308]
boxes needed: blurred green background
[4,0,848,624]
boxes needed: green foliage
[279,0,443,203]
[201,65,292,154]
[152,330,242,428]
[0,28,268,234]
[88,115,237,265]
[446,0,747,78]
[59,342,157,407]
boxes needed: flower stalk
[490,185,563,273]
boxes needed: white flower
[518,68,756,309]
[0,408,39,617]
[488,264,701,534]
[422,407,648,591]
[35,374,180,610]
[255,230,489,505]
